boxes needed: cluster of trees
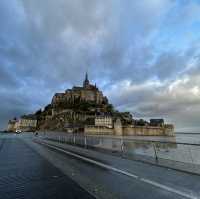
[35,104,52,117]
[53,97,114,113]
[134,119,149,126]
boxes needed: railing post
[100,137,103,146]
[73,134,76,145]
[84,136,87,148]
[188,145,194,164]
[153,142,158,162]
[121,139,124,154]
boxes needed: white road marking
[140,178,198,199]
[38,140,198,199]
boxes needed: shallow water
[118,133,200,144]
[2,131,200,165]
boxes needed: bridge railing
[39,131,200,174]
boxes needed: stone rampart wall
[84,125,174,136]
[85,126,114,135]
[123,126,174,136]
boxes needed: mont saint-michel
[7,73,174,136]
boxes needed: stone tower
[114,118,123,136]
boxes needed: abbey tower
[51,73,108,111]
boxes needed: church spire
[83,72,90,87]
[85,72,88,81]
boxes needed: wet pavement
[33,137,200,199]
[0,135,94,199]
[1,133,200,199]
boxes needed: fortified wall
[122,125,174,136]
[85,126,113,135]
[85,124,174,136]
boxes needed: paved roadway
[1,133,200,199]
[0,134,94,199]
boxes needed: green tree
[107,104,114,113]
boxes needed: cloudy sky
[1,0,200,132]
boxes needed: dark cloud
[0,0,200,131]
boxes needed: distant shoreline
[176,132,200,135]
[1,131,200,136]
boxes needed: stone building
[95,116,113,128]
[17,115,37,132]
[51,73,108,111]
[85,117,175,136]
[7,119,17,132]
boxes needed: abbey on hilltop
[7,73,174,136]
[51,73,109,114]
[35,73,121,130]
